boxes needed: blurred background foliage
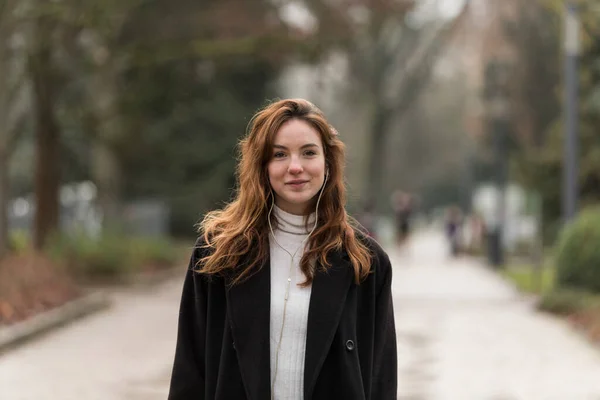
[5,0,600,357]
[0,0,472,252]
[0,0,600,257]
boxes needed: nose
[288,157,303,174]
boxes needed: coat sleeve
[371,251,398,399]
[168,243,208,399]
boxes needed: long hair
[197,98,372,286]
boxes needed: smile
[286,180,308,188]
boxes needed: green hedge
[48,233,180,281]
[555,207,600,293]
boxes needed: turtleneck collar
[272,204,316,235]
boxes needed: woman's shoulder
[354,231,392,285]
[354,230,388,259]
[189,235,217,274]
[190,235,209,261]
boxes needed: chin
[278,196,308,209]
[286,198,311,208]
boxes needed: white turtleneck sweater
[269,205,315,400]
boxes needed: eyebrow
[273,143,320,150]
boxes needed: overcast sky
[411,0,467,23]
[278,0,468,31]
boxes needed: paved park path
[393,231,600,400]
[2,230,600,399]
[0,280,182,400]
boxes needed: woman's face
[267,119,326,215]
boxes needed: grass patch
[538,288,600,314]
[539,289,600,344]
[502,264,556,295]
[502,259,600,345]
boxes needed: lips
[286,180,308,185]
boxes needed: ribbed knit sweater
[269,205,315,400]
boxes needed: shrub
[8,230,31,254]
[127,236,179,271]
[47,232,180,281]
[48,233,130,279]
[555,207,600,293]
[538,288,590,315]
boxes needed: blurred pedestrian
[445,205,463,257]
[391,190,413,246]
[168,99,397,400]
[467,212,486,254]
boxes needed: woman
[168,99,397,400]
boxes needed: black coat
[168,235,397,400]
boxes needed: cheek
[309,161,326,177]
[267,163,282,183]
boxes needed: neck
[272,205,316,235]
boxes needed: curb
[0,291,112,355]
[78,266,185,292]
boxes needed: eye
[273,151,286,159]
[304,150,317,156]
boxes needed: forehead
[273,119,323,148]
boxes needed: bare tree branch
[360,0,470,203]
[387,1,470,113]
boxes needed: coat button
[345,340,355,351]
[232,341,236,350]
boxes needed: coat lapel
[226,258,271,400]
[304,249,353,399]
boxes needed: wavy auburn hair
[197,98,372,286]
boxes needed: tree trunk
[30,18,60,250]
[92,140,122,230]
[362,4,469,207]
[0,146,9,258]
[365,104,392,209]
[90,60,123,232]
